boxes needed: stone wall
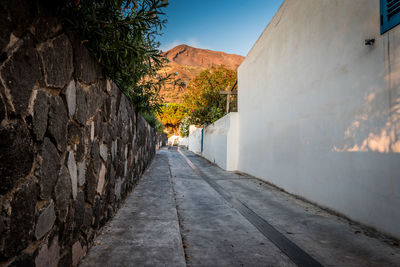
[0,1,166,266]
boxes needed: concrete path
[79,148,186,267]
[80,147,400,267]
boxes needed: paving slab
[179,148,400,266]
[169,149,297,267]
[80,147,400,267]
[79,150,186,267]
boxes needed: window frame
[381,0,400,34]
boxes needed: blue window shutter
[381,0,400,34]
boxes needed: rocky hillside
[159,45,244,103]
[163,44,244,69]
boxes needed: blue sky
[158,0,284,56]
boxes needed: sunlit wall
[238,0,400,238]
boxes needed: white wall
[168,135,180,146]
[168,135,188,147]
[238,0,400,239]
[188,125,202,154]
[179,137,189,148]
[202,113,239,171]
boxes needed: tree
[140,111,164,133]
[183,66,237,125]
[157,103,187,136]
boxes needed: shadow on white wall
[333,58,400,154]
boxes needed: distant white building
[237,0,400,239]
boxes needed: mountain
[163,44,244,69]
[158,45,244,103]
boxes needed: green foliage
[183,66,237,125]
[140,111,164,133]
[157,103,187,136]
[179,116,190,137]
[59,0,168,112]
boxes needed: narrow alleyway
[80,148,400,267]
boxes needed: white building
[237,0,400,239]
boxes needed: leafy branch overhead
[58,0,168,112]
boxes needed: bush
[58,0,168,112]
[140,111,164,133]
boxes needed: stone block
[1,36,41,114]
[115,178,122,200]
[71,241,85,267]
[4,181,38,258]
[109,81,119,97]
[106,79,112,92]
[76,140,85,163]
[33,90,49,141]
[59,207,74,246]
[67,122,85,162]
[39,138,59,199]
[67,121,81,145]
[86,85,101,118]
[95,113,103,139]
[99,143,108,162]
[90,121,95,141]
[48,96,68,151]
[103,123,111,144]
[91,139,100,172]
[73,39,101,84]
[102,98,111,121]
[54,165,71,221]
[0,95,5,123]
[74,83,87,125]
[78,160,86,186]
[96,163,106,195]
[58,249,72,267]
[124,160,128,178]
[93,196,103,228]
[67,151,78,200]
[31,16,61,43]
[118,97,128,119]
[35,203,56,240]
[39,34,73,88]
[107,164,116,187]
[34,236,60,267]
[85,161,97,204]
[115,160,124,178]
[0,120,33,194]
[111,140,116,161]
[83,206,93,229]
[64,80,76,118]
[0,217,5,236]
[74,191,85,229]
[110,97,117,124]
